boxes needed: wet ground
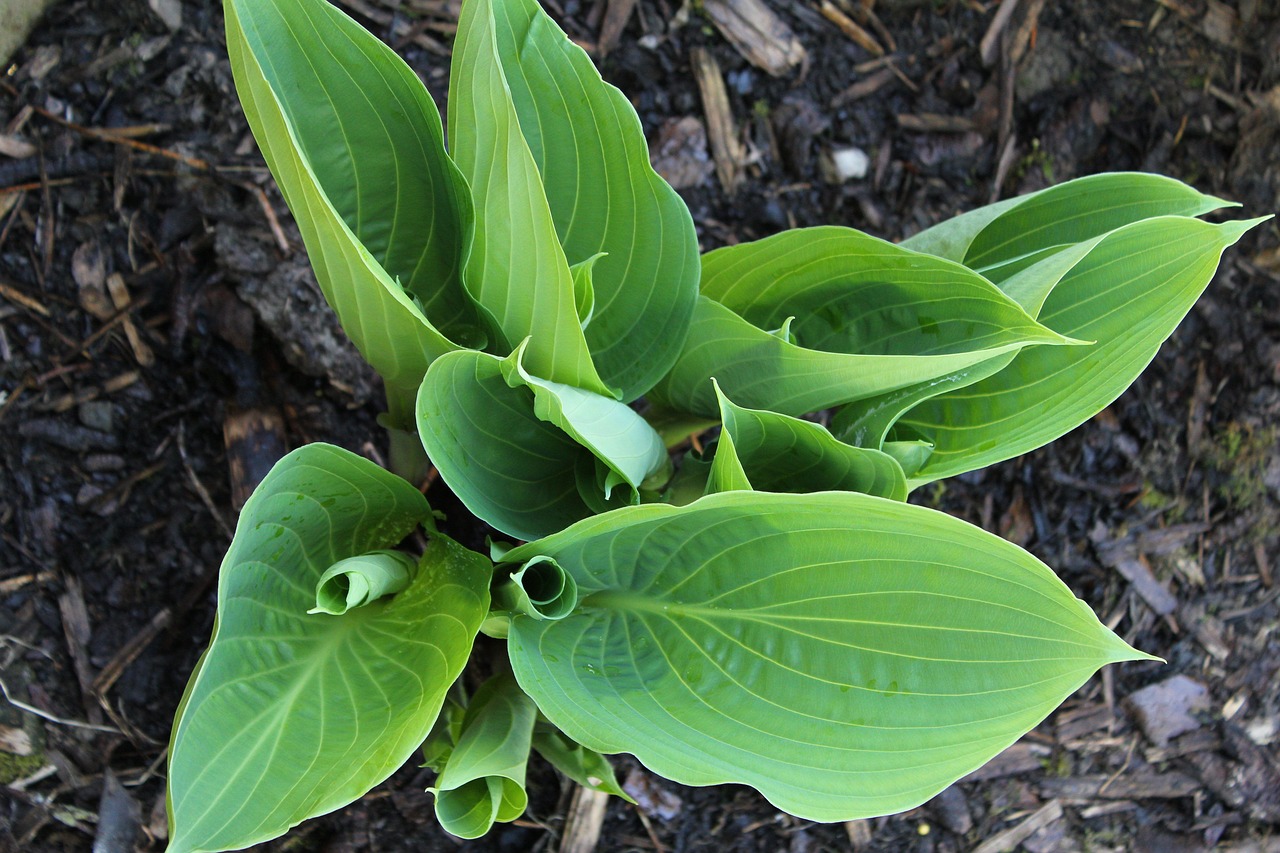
[1,0,1278,850]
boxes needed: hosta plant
[166,0,1266,849]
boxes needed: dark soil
[2,0,1279,851]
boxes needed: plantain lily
[165,0,1265,849]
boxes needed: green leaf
[503,492,1149,822]
[533,727,631,800]
[899,216,1266,485]
[494,555,581,620]
[650,289,1072,419]
[167,445,490,853]
[449,0,610,396]
[709,382,907,500]
[309,549,415,615]
[902,172,1232,282]
[224,0,478,423]
[830,236,1109,449]
[431,672,538,839]
[651,227,1076,417]
[488,0,700,400]
[417,348,666,540]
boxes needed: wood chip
[817,1,883,56]
[598,0,639,57]
[691,47,745,195]
[844,818,873,848]
[979,0,1021,68]
[106,273,155,367]
[832,67,896,107]
[1039,772,1200,800]
[973,800,1062,853]
[896,113,977,133]
[702,0,807,77]
[0,134,37,159]
[223,407,287,511]
[961,741,1048,781]
[559,786,609,853]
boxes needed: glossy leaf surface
[417,349,664,540]
[431,673,537,839]
[708,382,907,500]
[449,0,610,396]
[505,492,1147,821]
[899,216,1265,485]
[225,0,476,420]
[167,445,490,852]
[490,0,699,400]
[651,228,1073,417]
[902,172,1231,282]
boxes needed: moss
[0,747,45,784]
[1204,421,1280,540]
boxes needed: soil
[1,0,1279,851]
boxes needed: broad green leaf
[649,292,1073,419]
[533,727,631,800]
[503,492,1149,822]
[902,172,1231,282]
[167,445,490,853]
[830,237,1108,448]
[709,382,907,500]
[650,228,1075,417]
[489,0,700,400]
[431,672,538,839]
[502,341,669,494]
[416,348,664,540]
[449,0,610,396]
[225,0,478,423]
[899,216,1266,485]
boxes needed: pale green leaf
[416,348,665,540]
[167,445,490,853]
[899,216,1266,485]
[650,227,1075,417]
[448,0,610,396]
[710,382,907,500]
[310,550,415,615]
[504,492,1148,822]
[431,672,538,839]
[488,0,700,400]
[902,172,1232,282]
[225,0,477,422]
[533,727,631,800]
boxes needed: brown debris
[973,799,1063,853]
[691,47,746,195]
[223,407,287,511]
[649,117,715,190]
[896,113,978,133]
[702,0,807,77]
[1125,675,1212,746]
[558,786,609,853]
[816,1,884,56]
[598,0,638,57]
[831,67,896,107]
[1040,772,1200,800]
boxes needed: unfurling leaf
[167,445,491,853]
[430,672,538,839]
[504,492,1151,821]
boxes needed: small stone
[78,401,115,433]
[1126,675,1212,746]
[825,146,870,182]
